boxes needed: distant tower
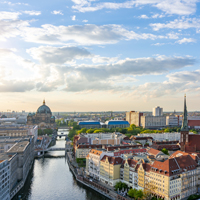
[152,106,163,116]
[180,95,189,151]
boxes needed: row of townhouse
[86,147,200,200]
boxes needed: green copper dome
[37,100,52,114]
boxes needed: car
[89,179,93,182]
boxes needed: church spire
[43,99,45,105]
[181,94,188,131]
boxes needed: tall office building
[152,106,163,116]
[126,111,143,126]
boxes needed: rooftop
[7,140,30,153]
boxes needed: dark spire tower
[180,94,189,151]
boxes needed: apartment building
[75,144,102,158]
[137,132,181,142]
[100,155,123,186]
[120,159,139,189]
[126,111,143,126]
[0,159,10,200]
[140,116,166,129]
[86,149,114,180]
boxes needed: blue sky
[0,0,200,112]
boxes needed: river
[13,130,108,200]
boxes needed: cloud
[131,69,200,98]
[82,19,88,22]
[23,11,41,16]
[1,1,28,6]
[176,38,196,44]
[71,15,76,20]
[150,17,200,31]
[0,19,29,41]
[92,56,118,63]
[20,24,166,45]
[51,10,63,15]
[138,15,149,19]
[71,0,198,15]
[27,46,91,64]
[0,11,21,20]
[151,13,165,18]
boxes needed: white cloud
[150,17,200,31]
[27,46,91,64]
[20,24,168,45]
[176,38,196,44]
[51,10,63,15]
[71,15,76,21]
[131,69,200,98]
[82,19,88,22]
[71,0,198,15]
[0,20,29,41]
[92,56,118,63]
[1,1,29,6]
[23,11,41,16]
[0,11,21,20]
[138,14,149,19]
[151,13,165,18]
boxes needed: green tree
[114,181,128,191]
[128,188,137,198]
[161,148,169,155]
[135,189,143,199]
[86,128,94,133]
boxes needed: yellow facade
[100,157,121,186]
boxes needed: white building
[153,106,163,116]
[137,132,181,141]
[166,115,179,127]
[86,149,113,180]
[140,116,166,129]
[0,159,10,200]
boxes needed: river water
[13,130,108,200]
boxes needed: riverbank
[65,150,124,200]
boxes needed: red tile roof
[147,148,161,156]
[101,155,123,165]
[151,155,197,177]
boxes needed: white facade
[87,150,114,180]
[141,116,166,128]
[137,132,181,141]
[0,160,10,200]
[28,125,38,142]
[166,115,179,127]
[153,106,163,116]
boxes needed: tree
[161,148,169,155]
[114,181,128,191]
[135,189,143,199]
[128,188,137,198]
[86,128,94,133]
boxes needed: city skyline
[0,0,200,111]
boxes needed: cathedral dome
[37,100,52,114]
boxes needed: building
[126,111,143,126]
[78,121,101,129]
[86,149,114,180]
[180,95,200,152]
[0,137,34,199]
[137,132,181,142]
[0,159,10,200]
[105,120,130,129]
[27,100,55,129]
[75,144,102,158]
[100,155,123,186]
[166,115,179,127]
[153,106,163,116]
[140,116,166,129]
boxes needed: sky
[0,0,200,112]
